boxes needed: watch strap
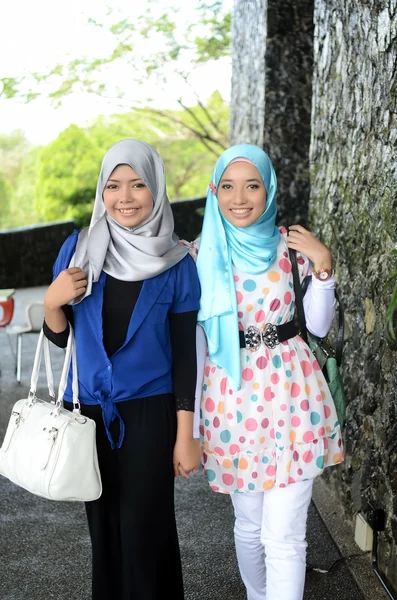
[313,267,333,281]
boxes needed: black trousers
[68,395,184,600]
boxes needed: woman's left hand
[287,224,332,270]
[173,438,202,479]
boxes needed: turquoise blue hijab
[196,144,280,390]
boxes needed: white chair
[6,300,45,384]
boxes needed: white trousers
[230,479,313,600]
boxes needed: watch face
[320,271,329,280]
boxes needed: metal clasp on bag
[40,426,59,470]
[27,390,36,406]
[317,337,336,359]
[42,426,59,442]
[0,411,21,452]
[11,411,22,428]
[1,410,24,453]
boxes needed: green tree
[0,171,12,228]
[0,130,31,186]
[14,149,41,225]
[34,125,103,227]
[1,146,42,229]
[0,131,37,229]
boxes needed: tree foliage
[34,125,103,227]
[0,1,231,153]
[0,130,31,187]
[0,131,38,229]
[0,172,11,228]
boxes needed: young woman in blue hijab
[188,144,343,600]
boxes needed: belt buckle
[245,325,262,352]
[262,323,279,349]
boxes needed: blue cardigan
[53,232,201,448]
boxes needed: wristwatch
[313,268,333,281]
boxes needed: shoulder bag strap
[288,248,308,344]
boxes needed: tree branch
[178,72,227,141]
[176,99,227,151]
[142,107,221,156]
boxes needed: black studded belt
[239,320,298,351]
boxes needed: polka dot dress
[191,229,344,494]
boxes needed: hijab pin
[209,181,217,194]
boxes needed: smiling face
[103,163,154,227]
[217,161,267,228]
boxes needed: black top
[43,275,197,411]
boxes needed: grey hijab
[69,139,187,303]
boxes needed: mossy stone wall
[310,0,397,588]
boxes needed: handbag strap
[29,325,80,412]
[56,325,80,411]
[43,336,56,400]
[288,248,344,366]
[30,330,53,398]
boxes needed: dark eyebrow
[107,178,144,183]
[220,178,262,184]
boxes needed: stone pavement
[0,288,388,600]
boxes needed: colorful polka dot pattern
[198,230,344,494]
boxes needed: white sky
[0,0,232,146]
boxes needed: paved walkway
[0,288,388,600]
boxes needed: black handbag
[289,249,347,427]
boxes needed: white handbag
[0,325,102,501]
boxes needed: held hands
[287,224,332,271]
[173,437,202,479]
[44,267,88,311]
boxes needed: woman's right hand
[44,267,88,310]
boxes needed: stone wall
[230,0,314,227]
[0,198,206,289]
[170,197,206,242]
[263,0,314,227]
[230,0,266,147]
[310,0,397,589]
[0,221,76,289]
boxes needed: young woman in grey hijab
[43,139,201,600]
